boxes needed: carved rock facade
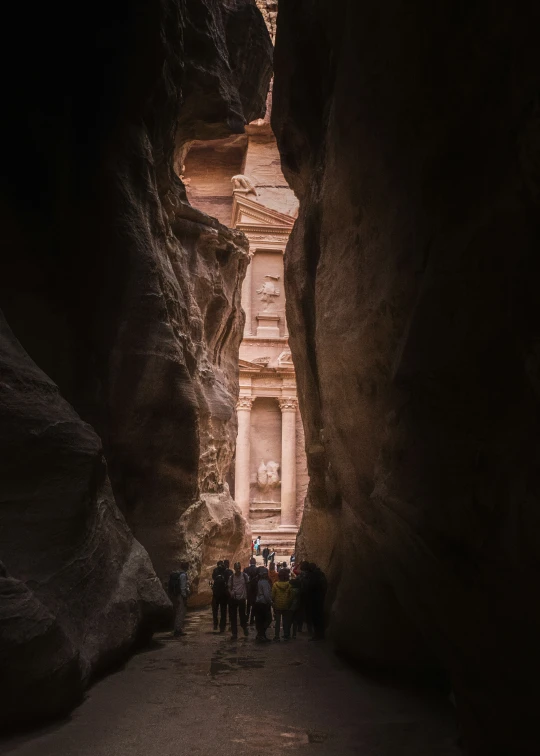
[273,2,540,754]
[184,66,308,555]
[0,0,272,726]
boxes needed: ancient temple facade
[183,99,308,554]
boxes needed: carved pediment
[239,358,267,372]
[232,193,295,230]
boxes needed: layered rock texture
[272,3,540,754]
[0,0,271,727]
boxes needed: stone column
[235,397,253,519]
[241,254,253,336]
[279,397,298,527]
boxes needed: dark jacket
[212,566,228,597]
[244,565,259,601]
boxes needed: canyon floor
[1,610,461,756]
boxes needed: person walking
[211,561,229,633]
[268,561,279,586]
[228,562,249,639]
[255,536,262,555]
[262,545,270,566]
[272,568,294,641]
[244,557,259,625]
[254,567,272,642]
[168,560,190,637]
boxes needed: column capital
[237,396,254,410]
[279,397,298,412]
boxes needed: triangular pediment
[238,358,266,372]
[232,193,295,230]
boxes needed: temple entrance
[183,92,309,559]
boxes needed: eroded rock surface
[273,3,540,754]
[0,313,171,729]
[0,0,271,725]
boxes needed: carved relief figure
[231,174,257,197]
[257,275,280,310]
[256,460,280,492]
[257,460,268,489]
[266,460,280,487]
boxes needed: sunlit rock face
[272,2,540,754]
[0,0,271,725]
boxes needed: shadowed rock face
[272,2,540,754]
[0,0,271,727]
[0,312,172,728]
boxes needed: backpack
[212,571,228,597]
[246,570,259,601]
[168,570,183,596]
[229,572,249,600]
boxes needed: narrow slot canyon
[1,2,539,755]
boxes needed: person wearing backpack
[168,560,190,637]
[268,561,279,586]
[254,567,272,642]
[228,562,249,639]
[244,557,259,625]
[272,568,294,641]
[211,561,228,633]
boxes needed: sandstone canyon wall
[272,2,540,754]
[0,0,272,727]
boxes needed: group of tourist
[211,557,327,642]
[168,557,327,642]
